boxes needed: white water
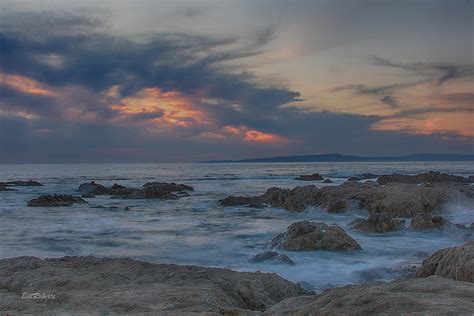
[0,162,473,291]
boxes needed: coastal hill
[204,153,474,163]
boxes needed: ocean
[1,162,473,291]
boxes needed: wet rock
[77,182,193,200]
[265,276,474,315]
[268,221,361,251]
[322,179,333,183]
[0,180,43,186]
[296,173,323,181]
[124,206,131,211]
[351,212,405,233]
[219,181,474,216]
[348,173,379,181]
[249,252,294,265]
[27,194,86,207]
[0,256,308,314]
[378,171,472,185]
[415,241,474,282]
[410,213,445,230]
[79,181,110,196]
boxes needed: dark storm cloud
[0,10,472,162]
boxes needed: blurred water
[0,162,473,290]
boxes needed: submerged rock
[27,194,86,207]
[249,251,294,265]
[268,221,361,251]
[352,212,405,233]
[415,241,474,282]
[378,171,472,185]
[0,185,16,191]
[322,179,333,183]
[296,173,323,181]
[348,173,379,181]
[79,181,110,196]
[410,213,445,230]
[264,276,474,315]
[0,180,43,187]
[0,256,307,314]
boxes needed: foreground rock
[410,213,446,230]
[27,194,86,207]
[249,252,294,265]
[415,241,474,282]
[264,276,474,315]
[219,180,474,216]
[295,173,323,181]
[378,171,472,185]
[269,221,361,251]
[352,212,405,233]
[0,256,307,314]
[78,181,193,199]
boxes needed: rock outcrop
[78,181,193,200]
[410,213,446,230]
[415,241,474,282]
[378,171,472,185]
[295,173,323,181]
[348,173,379,181]
[264,276,474,315]
[0,256,307,314]
[249,252,294,265]
[219,179,474,216]
[27,194,86,207]
[268,221,361,251]
[0,180,43,187]
[351,212,405,233]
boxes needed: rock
[27,194,86,207]
[295,173,323,181]
[0,180,43,186]
[78,181,110,195]
[415,241,474,282]
[219,181,474,216]
[410,213,445,230]
[378,171,472,185]
[348,173,379,181]
[351,212,405,233]
[124,206,131,211]
[264,276,474,315]
[77,182,194,200]
[268,221,361,251]
[249,252,294,265]
[0,256,307,314]
[322,179,333,183]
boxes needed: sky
[0,0,473,163]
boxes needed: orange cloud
[223,125,288,143]
[112,87,206,127]
[0,73,55,96]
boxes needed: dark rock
[322,179,333,183]
[411,213,445,230]
[124,206,131,211]
[415,241,474,282]
[143,182,194,191]
[351,212,405,233]
[218,196,261,207]
[28,194,86,207]
[0,185,16,191]
[378,171,472,185]
[296,173,324,181]
[79,181,110,195]
[249,252,294,265]
[0,180,43,186]
[268,220,361,251]
[326,199,348,213]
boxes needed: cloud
[0,10,472,162]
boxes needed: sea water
[0,162,472,291]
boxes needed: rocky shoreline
[0,242,472,314]
[1,170,473,314]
